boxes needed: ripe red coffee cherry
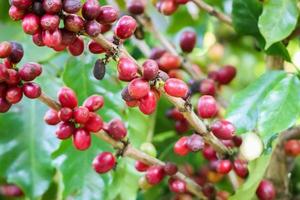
[99,24,112,34]
[40,14,60,31]
[97,6,119,25]
[128,78,150,99]
[0,65,9,82]
[57,87,78,109]
[233,135,243,147]
[127,0,145,15]
[217,65,237,85]
[9,6,26,21]
[216,160,232,174]
[0,98,12,113]
[0,83,7,98]
[73,128,91,150]
[85,20,101,37]
[284,139,300,156]
[61,29,77,46]
[88,41,106,54]
[175,120,189,133]
[6,69,20,85]
[44,109,60,125]
[197,95,218,119]
[139,90,157,115]
[199,79,216,96]
[166,108,184,121]
[202,145,217,161]
[6,86,23,104]
[117,57,138,81]
[158,52,181,71]
[164,78,188,98]
[149,47,166,60]
[174,136,190,156]
[0,42,12,58]
[168,178,187,193]
[106,118,127,140]
[64,15,85,33]
[9,42,24,63]
[56,122,75,139]
[82,0,100,20]
[11,0,32,9]
[42,29,62,48]
[42,0,62,14]
[186,134,204,152]
[62,0,82,14]
[146,165,165,185]
[93,152,116,174]
[256,180,276,200]
[164,162,178,176]
[180,30,197,53]
[22,82,41,99]
[85,112,103,132]
[233,159,248,178]
[0,184,24,197]
[126,100,139,107]
[18,62,42,81]
[142,59,159,81]
[3,58,13,69]
[114,15,137,40]
[68,37,84,56]
[157,0,178,16]
[73,106,90,124]
[32,32,45,46]
[83,95,104,112]
[135,161,149,172]
[211,120,235,140]
[58,107,73,122]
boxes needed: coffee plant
[0,0,300,199]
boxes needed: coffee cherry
[114,15,137,40]
[85,20,101,37]
[157,0,178,15]
[164,162,178,176]
[211,120,235,140]
[217,65,236,85]
[139,90,157,115]
[9,6,25,21]
[93,59,106,80]
[0,65,9,82]
[202,145,217,161]
[166,108,184,121]
[23,82,41,99]
[186,134,204,152]
[6,69,20,85]
[56,122,75,139]
[202,184,216,199]
[73,128,91,150]
[158,52,181,71]
[180,30,197,53]
[18,62,42,81]
[83,95,104,112]
[42,29,62,48]
[8,42,24,63]
[6,86,23,104]
[64,15,85,33]
[142,59,159,81]
[32,1,46,16]
[63,0,82,14]
[97,6,119,25]
[88,41,106,54]
[32,32,45,46]
[233,135,243,147]
[121,86,135,102]
[0,83,7,98]
[285,139,300,156]
[233,159,248,178]
[174,136,190,156]
[0,98,12,113]
[40,14,60,31]
[0,184,23,197]
[3,59,13,69]
[146,165,165,185]
[175,120,189,133]
[199,79,216,96]
[93,152,116,173]
[126,100,139,107]
[117,57,138,81]
[44,109,60,125]
[216,160,232,174]
[140,142,157,157]
[0,42,12,58]
[68,37,84,56]
[197,95,218,119]
[127,0,145,15]
[99,24,112,34]
[240,132,263,161]
[135,161,149,172]
[128,78,150,99]
[82,0,100,20]
[42,0,62,14]
[52,43,67,52]
[256,180,276,200]
[106,118,127,140]
[58,107,73,121]
[149,47,166,60]
[61,29,77,46]
[73,106,90,124]
[57,87,78,109]
[168,178,187,193]
[11,0,32,9]
[164,78,188,98]
[176,0,189,4]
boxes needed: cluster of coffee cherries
[284,139,300,157]
[0,41,42,113]
[155,0,189,16]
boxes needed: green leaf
[258,0,299,49]
[265,42,291,62]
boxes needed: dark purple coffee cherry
[62,0,82,13]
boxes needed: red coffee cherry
[127,0,145,15]
[157,0,178,16]
[57,87,78,109]
[97,6,119,25]
[56,122,75,139]
[62,0,82,13]
[233,135,243,147]
[84,112,103,132]
[3,58,13,69]
[139,90,157,115]
[202,145,217,161]
[135,161,149,172]
[164,78,188,98]
[93,152,116,174]
[164,162,178,176]
[0,42,12,58]
[114,15,137,40]
[40,14,60,31]
[217,65,237,85]
[175,120,189,133]
[180,30,197,53]
[0,65,9,82]
[146,165,165,185]
[149,47,166,60]
[197,95,218,119]
[0,184,23,197]
[85,20,101,37]
[82,0,100,20]
[0,83,7,98]
[8,42,24,64]
[142,59,159,81]
[117,57,138,81]
[126,100,139,107]
[68,37,84,56]
[284,139,300,156]
[22,82,41,99]
[216,160,232,174]
[256,180,276,200]
[42,0,62,14]
[128,78,150,99]
[233,159,248,178]
[64,15,85,33]
[19,62,42,81]
[0,98,12,113]
[174,136,190,156]
[11,0,32,9]
[32,32,45,46]
[58,107,73,122]
[42,29,62,48]
[9,6,26,21]
[61,29,77,46]
[186,134,204,152]
[158,52,181,71]
[73,106,90,124]
[44,109,60,125]
[6,69,20,85]
[83,95,104,112]
[6,86,23,104]
[106,118,127,140]
[99,24,112,34]
[211,120,235,140]
[199,79,216,96]
[168,178,187,193]
[166,108,184,121]
[73,128,91,150]
[88,40,106,54]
